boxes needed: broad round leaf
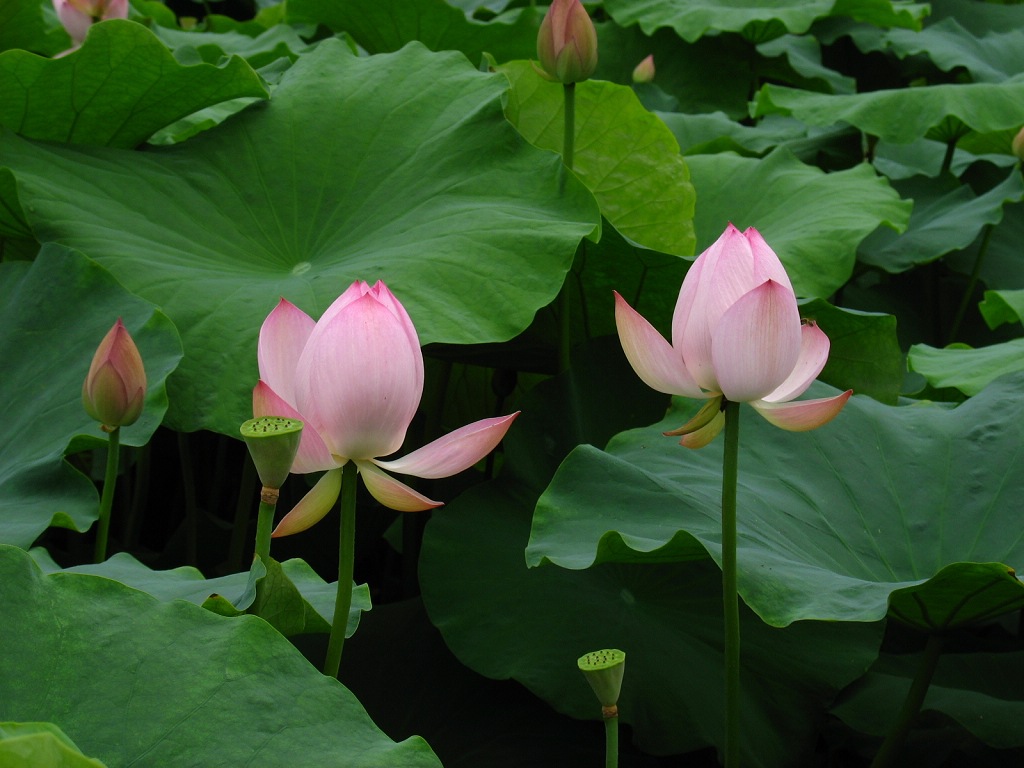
[0,544,441,768]
[0,246,181,549]
[908,340,1024,397]
[0,40,599,435]
[528,374,1024,629]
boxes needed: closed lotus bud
[1013,126,1024,163]
[53,0,128,46]
[632,54,655,84]
[537,0,598,84]
[82,318,146,429]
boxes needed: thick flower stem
[721,399,741,768]
[253,492,277,564]
[558,81,577,373]
[870,633,946,768]
[324,461,359,678]
[603,709,619,768]
[92,427,121,563]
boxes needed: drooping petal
[271,467,343,538]
[374,413,519,479]
[253,381,337,474]
[712,280,802,403]
[614,292,704,398]
[761,321,831,403]
[749,390,852,432]
[678,409,725,449]
[296,292,422,461]
[257,298,315,408]
[357,461,443,512]
[663,396,723,437]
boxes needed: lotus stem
[948,224,993,344]
[722,399,741,767]
[870,633,946,768]
[558,81,577,373]
[92,426,121,563]
[254,487,279,564]
[603,707,619,768]
[324,461,359,678]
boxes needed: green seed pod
[577,648,626,709]
[240,416,303,490]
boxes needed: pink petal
[762,321,831,403]
[296,291,423,461]
[374,413,519,479]
[253,381,337,474]
[614,292,704,398]
[257,298,315,407]
[357,461,443,512]
[750,390,852,432]
[101,0,128,19]
[713,280,802,403]
[271,467,343,538]
[744,227,794,294]
[54,1,93,43]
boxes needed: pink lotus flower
[615,224,851,447]
[53,0,128,46]
[82,318,146,429]
[254,280,518,536]
[537,0,598,84]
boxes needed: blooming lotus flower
[615,224,851,447]
[82,318,146,429]
[254,280,518,536]
[537,0,598,84]
[53,0,128,46]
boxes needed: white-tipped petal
[713,280,801,403]
[375,413,518,479]
[762,321,831,403]
[253,381,337,474]
[357,461,443,512]
[750,390,852,432]
[271,467,343,537]
[614,292,704,398]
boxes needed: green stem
[721,400,741,768]
[228,456,258,572]
[324,461,359,678]
[557,82,577,374]
[254,495,276,564]
[93,427,121,563]
[870,634,946,768]
[947,224,993,344]
[604,713,619,768]
[940,138,957,176]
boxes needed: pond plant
[1,0,1024,766]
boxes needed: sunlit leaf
[908,340,1024,396]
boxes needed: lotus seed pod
[240,416,303,490]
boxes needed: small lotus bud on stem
[632,55,655,84]
[1013,126,1024,163]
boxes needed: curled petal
[679,409,725,449]
[762,321,831,403]
[664,396,723,437]
[253,381,337,474]
[357,461,443,512]
[271,468,343,538]
[750,390,852,432]
[374,413,519,479]
[712,280,801,403]
[257,298,315,407]
[614,292,704,398]
[296,292,422,461]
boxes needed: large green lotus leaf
[0,20,269,148]
[0,723,107,768]
[151,22,311,69]
[0,0,64,56]
[946,200,1024,292]
[908,340,1024,397]
[753,81,1024,144]
[858,169,1024,272]
[602,0,925,42]
[980,289,1024,329]
[929,0,1024,34]
[287,0,540,62]
[686,149,910,297]
[799,298,903,404]
[756,33,856,93]
[0,40,598,436]
[0,544,441,768]
[832,648,1024,750]
[500,60,696,257]
[872,137,1009,180]
[527,372,1024,629]
[884,17,1024,84]
[0,246,181,549]
[419,342,883,765]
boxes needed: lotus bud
[537,0,598,84]
[578,648,626,716]
[53,0,128,45]
[1013,126,1024,163]
[240,416,303,495]
[632,55,655,84]
[82,318,146,430]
